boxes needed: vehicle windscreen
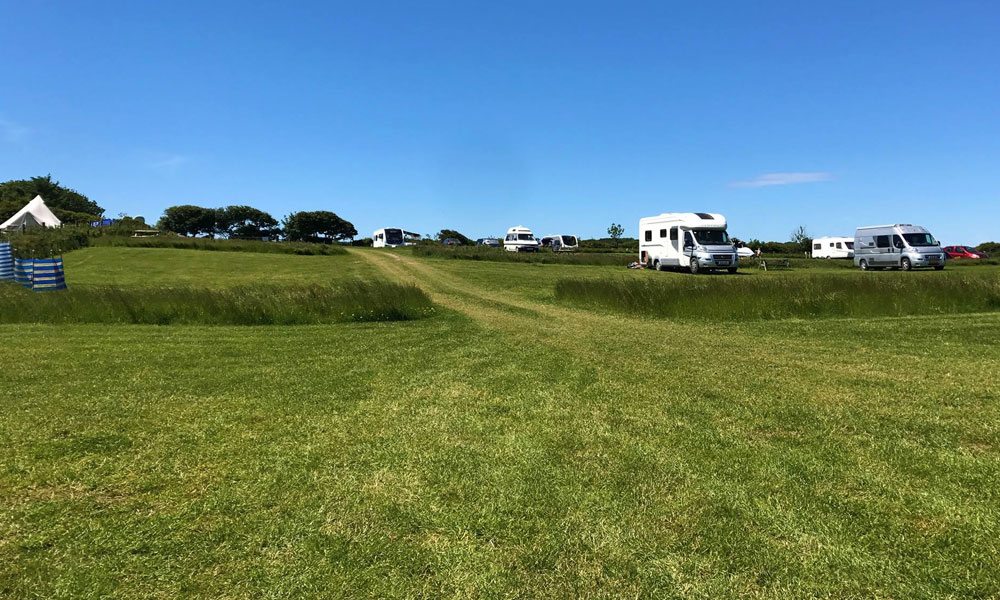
[384,229,404,245]
[561,236,577,245]
[845,241,854,249]
[692,229,730,245]
[517,233,535,241]
[903,233,937,247]
[961,246,977,252]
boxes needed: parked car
[476,238,500,247]
[943,245,987,259]
[442,238,463,246]
[736,246,755,258]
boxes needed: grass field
[2,248,999,598]
[64,246,376,287]
[555,269,1000,320]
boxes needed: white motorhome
[504,225,540,252]
[540,234,579,252]
[811,236,855,259]
[372,228,419,248]
[854,224,945,271]
[639,212,738,274]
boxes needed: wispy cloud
[729,171,833,189]
[149,154,189,169]
[0,118,30,142]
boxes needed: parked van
[372,228,420,248]
[540,234,579,252]
[504,226,540,252]
[812,236,854,259]
[639,212,738,274]
[853,224,945,271]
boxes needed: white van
[812,236,854,259]
[504,226,540,252]
[853,224,945,271]
[639,212,738,274]
[540,234,579,252]
[372,228,419,248]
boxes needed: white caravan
[639,212,738,274]
[504,225,540,252]
[853,224,944,271]
[540,234,579,252]
[811,236,855,259]
[372,228,419,248]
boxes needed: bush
[3,227,89,258]
[977,242,999,255]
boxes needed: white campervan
[639,212,738,274]
[811,236,854,259]
[540,234,579,252]
[504,226,540,252]
[854,224,944,271]
[372,228,419,248]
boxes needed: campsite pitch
[1,247,998,598]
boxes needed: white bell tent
[0,195,62,231]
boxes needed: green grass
[411,244,635,265]
[65,246,372,287]
[89,235,348,255]
[554,269,1000,320]
[1,249,999,598]
[0,282,434,324]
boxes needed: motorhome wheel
[934,265,944,270]
[900,258,912,271]
[689,257,700,274]
[859,259,869,271]
[727,267,737,274]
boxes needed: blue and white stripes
[0,242,12,280]
[30,258,67,291]
[13,258,33,287]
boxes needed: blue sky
[2,1,999,243]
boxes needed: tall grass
[90,235,347,255]
[0,281,433,325]
[554,271,1000,320]
[411,245,634,265]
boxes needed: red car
[942,245,987,259]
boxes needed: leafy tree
[435,229,473,245]
[216,205,280,239]
[607,223,624,247]
[157,205,218,237]
[282,211,357,242]
[0,175,103,223]
[790,225,811,254]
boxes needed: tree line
[0,175,104,225]
[156,205,357,242]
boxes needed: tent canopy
[0,195,62,231]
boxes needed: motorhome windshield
[562,235,577,245]
[692,229,730,245]
[517,233,535,241]
[845,241,854,249]
[384,229,404,245]
[903,233,937,247]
